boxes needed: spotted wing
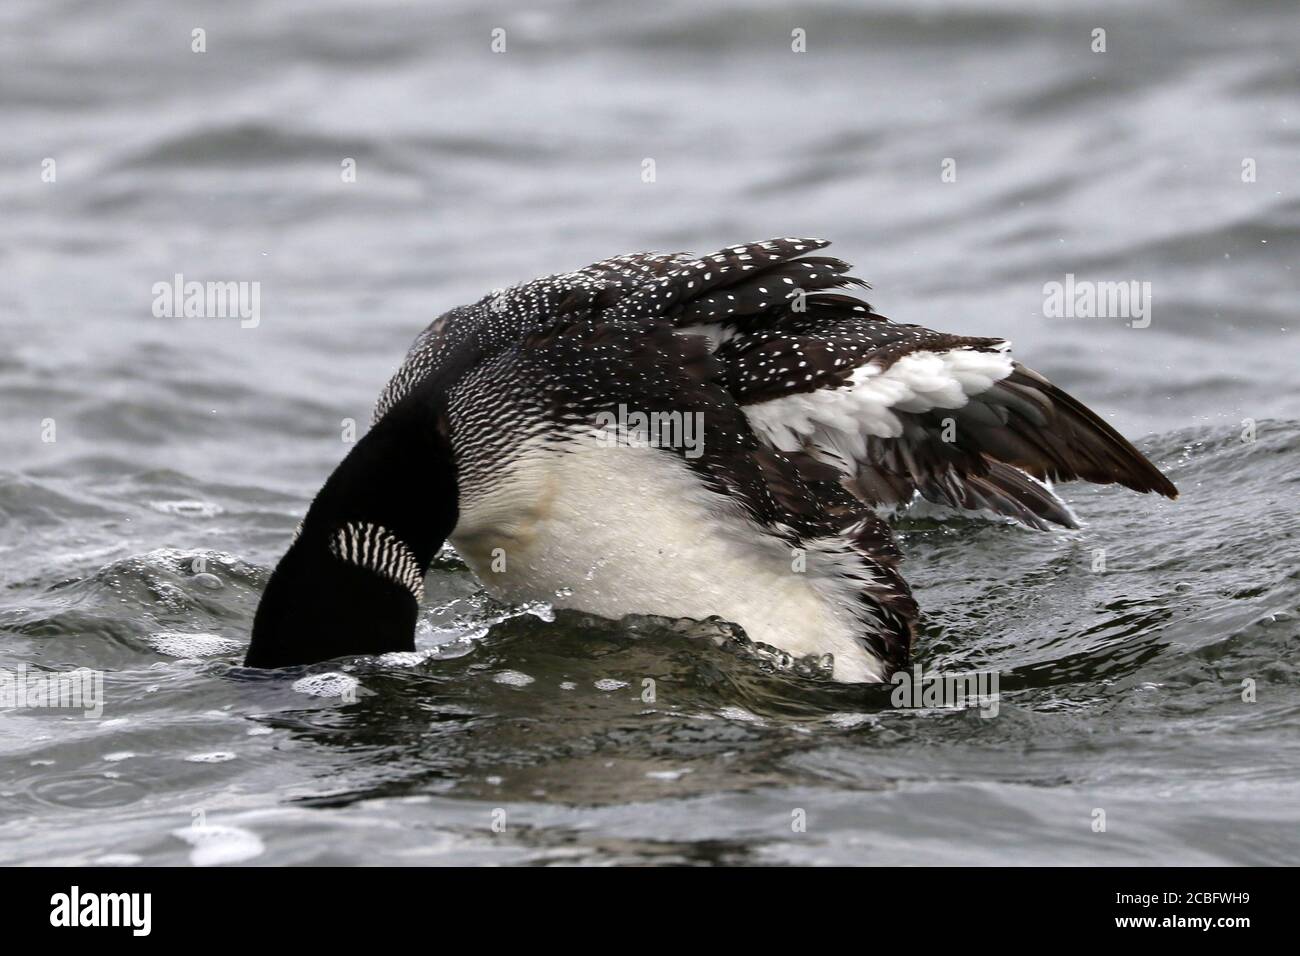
[603,237,1178,528]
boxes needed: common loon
[246,238,1177,681]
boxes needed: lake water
[1,0,1297,865]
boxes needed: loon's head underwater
[245,396,458,668]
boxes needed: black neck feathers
[245,399,457,668]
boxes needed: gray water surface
[1,0,1297,865]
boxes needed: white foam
[291,672,360,699]
[149,632,240,658]
[645,769,692,781]
[828,712,878,729]
[171,824,265,866]
[492,670,535,687]
[184,752,236,763]
[718,705,764,724]
[148,500,224,518]
[378,649,441,667]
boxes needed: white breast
[448,440,882,682]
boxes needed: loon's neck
[245,401,457,668]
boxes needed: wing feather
[614,237,1178,527]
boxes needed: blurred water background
[1,0,1297,865]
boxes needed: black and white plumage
[328,522,426,603]
[247,238,1177,681]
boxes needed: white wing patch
[743,346,1015,468]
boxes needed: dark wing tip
[994,366,1181,502]
[970,459,1081,530]
[1152,472,1179,500]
